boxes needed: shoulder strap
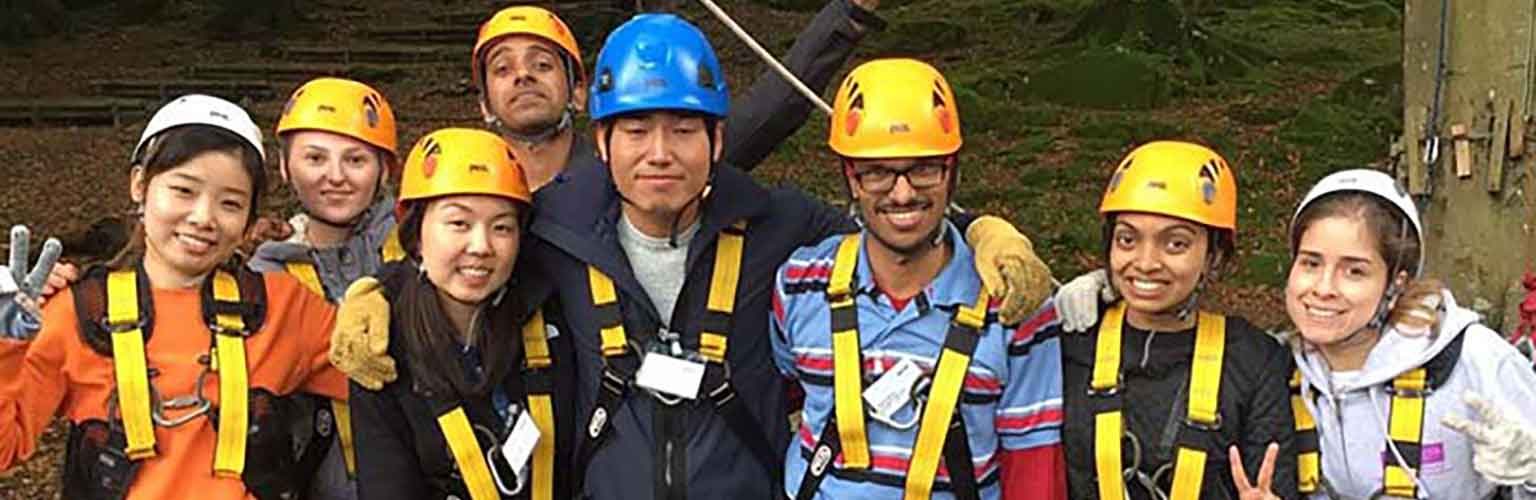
[380,226,406,263]
[205,270,256,479]
[1382,328,1468,498]
[284,261,326,298]
[902,287,988,500]
[436,406,502,500]
[521,309,556,500]
[73,265,150,357]
[1168,312,1226,499]
[201,266,266,337]
[104,267,158,461]
[1291,369,1322,494]
[1089,302,1128,500]
[826,234,870,470]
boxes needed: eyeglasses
[850,161,949,194]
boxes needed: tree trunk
[1401,0,1536,330]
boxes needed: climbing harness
[795,234,988,500]
[1089,302,1227,500]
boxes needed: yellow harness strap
[1290,370,1321,493]
[588,267,627,357]
[380,226,406,263]
[285,262,325,297]
[1167,312,1226,499]
[522,309,556,500]
[438,407,501,500]
[107,269,157,460]
[209,272,252,479]
[699,222,746,363]
[827,234,870,470]
[1090,302,1127,500]
[1090,304,1227,500]
[902,288,989,500]
[1384,367,1428,498]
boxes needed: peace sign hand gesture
[1442,391,1536,486]
[1229,443,1282,500]
[1,225,62,340]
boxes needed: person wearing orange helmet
[773,59,1066,500]
[344,128,578,500]
[1019,141,1298,499]
[468,0,887,191]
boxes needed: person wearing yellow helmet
[773,58,1065,500]
[345,128,578,500]
[1027,141,1298,499]
[468,0,887,191]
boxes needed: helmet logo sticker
[363,95,381,128]
[1198,159,1220,205]
[1146,181,1168,190]
[469,163,490,174]
[889,123,911,134]
[318,105,337,114]
[209,110,230,122]
[421,138,441,179]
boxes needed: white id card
[499,407,542,488]
[634,352,707,400]
[863,357,923,418]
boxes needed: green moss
[1024,46,1173,109]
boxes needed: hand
[39,262,80,308]
[240,216,294,256]
[1,225,62,340]
[965,216,1053,325]
[329,277,397,390]
[1442,391,1536,486]
[1229,443,1281,500]
[1055,269,1114,333]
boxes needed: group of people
[0,1,1534,499]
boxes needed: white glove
[1,225,62,340]
[1442,391,1536,486]
[1053,269,1115,333]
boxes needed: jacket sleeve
[723,0,878,172]
[0,291,76,472]
[1236,337,1299,498]
[265,273,349,401]
[350,380,432,500]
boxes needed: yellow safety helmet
[828,58,962,159]
[276,78,398,162]
[472,6,583,89]
[1098,140,1238,231]
[397,128,533,218]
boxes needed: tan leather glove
[965,215,1053,325]
[329,277,397,390]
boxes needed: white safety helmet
[131,94,265,164]
[1289,168,1425,276]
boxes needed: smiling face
[846,156,953,256]
[596,111,722,234]
[133,150,253,287]
[1107,212,1211,321]
[416,195,522,307]
[1285,214,1393,346]
[282,130,385,225]
[479,35,584,135]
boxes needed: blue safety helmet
[588,14,729,121]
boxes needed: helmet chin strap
[487,103,575,146]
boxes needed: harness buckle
[1183,414,1223,432]
[1384,385,1432,398]
[99,318,147,334]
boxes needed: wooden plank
[1489,99,1512,192]
[1512,112,1528,157]
[1453,123,1472,178]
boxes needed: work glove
[329,277,397,390]
[965,216,1052,325]
[1055,269,1116,333]
[1442,391,1536,486]
[1,225,62,341]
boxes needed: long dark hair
[107,125,267,270]
[393,202,522,400]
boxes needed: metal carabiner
[153,364,213,428]
[867,372,930,430]
[476,424,526,496]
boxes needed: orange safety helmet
[1098,140,1238,232]
[276,78,398,161]
[397,128,533,218]
[828,58,962,159]
[472,5,583,90]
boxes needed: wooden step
[358,25,474,45]
[88,79,277,101]
[182,63,418,83]
[0,98,155,127]
[277,44,460,64]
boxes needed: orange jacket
[0,271,346,500]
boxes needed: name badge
[864,357,923,418]
[499,406,542,489]
[635,352,707,400]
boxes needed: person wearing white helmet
[1280,169,1536,499]
[0,95,350,499]
[1053,168,1536,498]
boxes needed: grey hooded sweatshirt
[1293,289,1536,499]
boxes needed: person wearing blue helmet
[323,12,1056,500]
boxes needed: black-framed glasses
[851,161,949,194]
